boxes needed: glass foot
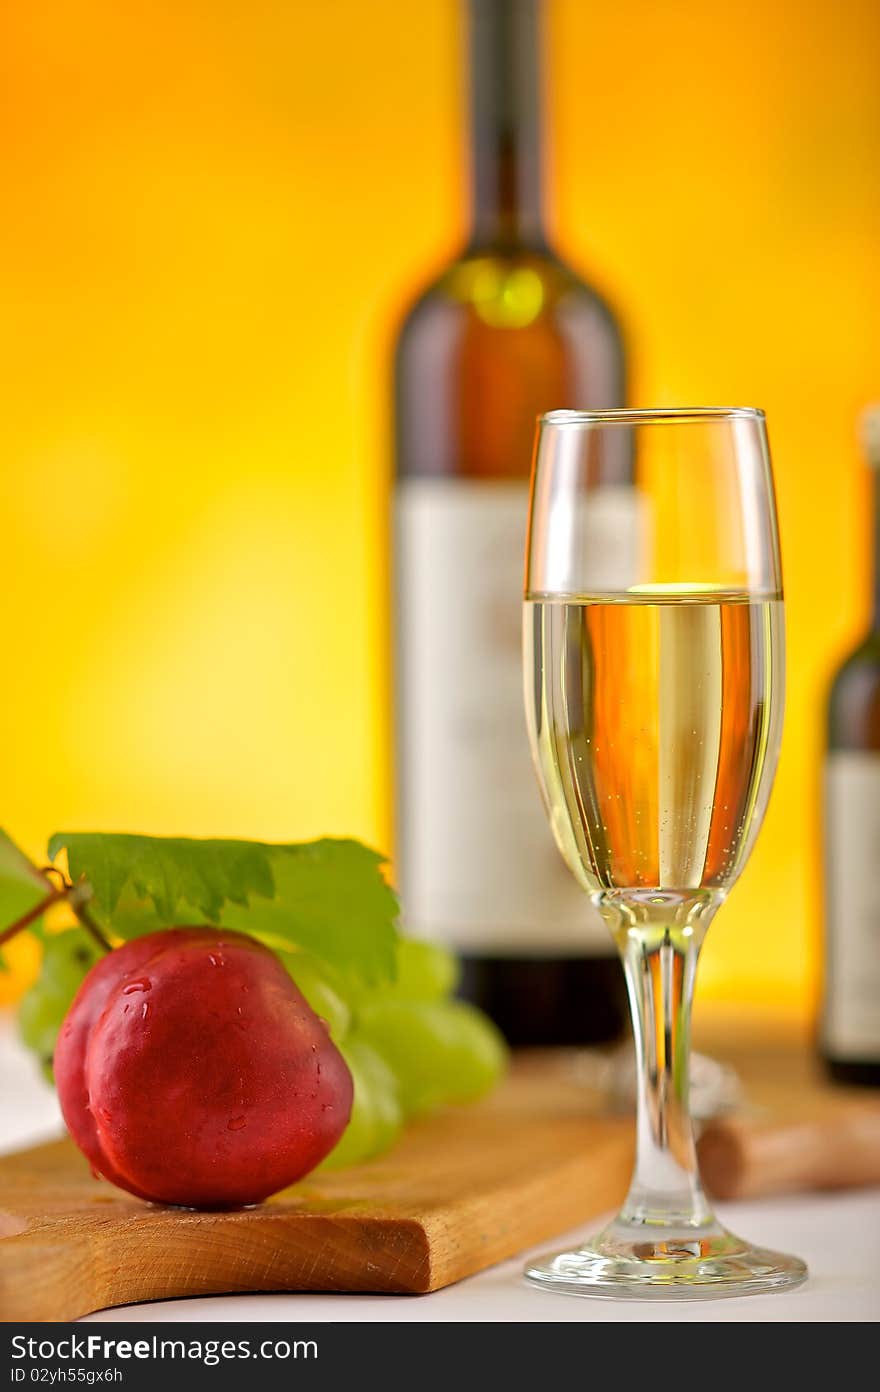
[524,1218,808,1301]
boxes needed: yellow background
[2,0,878,1012]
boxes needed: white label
[824,752,880,1057]
[394,478,607,954]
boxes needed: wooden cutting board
[0,1057,633,1322]
[5,1042,877,1322]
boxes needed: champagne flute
[522,407,807,1298]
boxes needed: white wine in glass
[522,409,806,1298]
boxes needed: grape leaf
[219,841,399,986]
[0,829,53,970]
[47,833,399,984]
[48,832,275,924]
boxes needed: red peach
[55,929,352,1207]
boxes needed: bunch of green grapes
[278,939,508,1169]
[18,929,101,1082]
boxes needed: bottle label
[394,478,610,954]
[824,751,880,1057]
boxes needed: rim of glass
[541,407,764,426]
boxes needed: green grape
[277,950,351,1040]
[42,928,101,988]
[386,939,460,1002]
[18,929,100,1078]
[350,1037,403,1152]
[18,987,63,1061]
[319,1036,404,1170]
[356,999,507,1117]
[340,936,459,1007]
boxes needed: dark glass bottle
[823,406,880,1085]
[392,0,629,1045]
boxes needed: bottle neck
[466,0,547,253]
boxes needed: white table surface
[2,1012,878,1323]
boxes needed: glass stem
[603,895,717,1229]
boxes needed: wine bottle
[823,405,880,1085]
[392,0,629,1045]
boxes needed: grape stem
[0,885,69,948]
[73,900,113,954]
[0,873,112,954]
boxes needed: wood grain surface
[3,1043,877,1322]
[0,1057,632,1322]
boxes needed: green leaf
[47,832,399,984]
[49,832,275,923]
[0,828,50,899]
[0,829,52,968]
[220,841,399,986]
